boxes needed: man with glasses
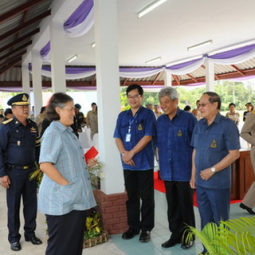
[114,84,156,243]
[190,92,240,255]
[0,93,42,251]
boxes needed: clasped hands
[121,150,135,166]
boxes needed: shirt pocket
[206,134,224,152]
[9,129,26,148]
[59,175,84,207]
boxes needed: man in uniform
[74,103,85,133]
[240,110,255,214]
[0,93,42,251]
[114,84,156,243]
[190,92,240,255]
[87,102,98,140]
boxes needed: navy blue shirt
[0,116,40,177]
[114,106,156,170]
[191,113,240,189]
[157,108,197,181]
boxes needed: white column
[164,69,172,86]
[31,50,43,116]
[94,0,124,194]
[50,18,66,93]
[21,62,30,94]
[205,58,215,92]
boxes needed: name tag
[125,133,131,142]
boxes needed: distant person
[183,105,191,112]
[146,103,153,110]
[196,100,202,120]
[114,84,156,243]
[0,114,4,123]
[226,103,240,126]
[192,109,199,120]
[35,106,46,135]
[0,108,4,115]
[87,103,98,140]
[154,105,162,119]
[240,110,255,215]
[74,103,85,132]
[3,108,13,121]
[157,87,196,249]
[29,106,35,121]
[243,102,254,122]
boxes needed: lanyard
[128,108,140,133]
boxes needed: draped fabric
[40,41,51,62]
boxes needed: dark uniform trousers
[7,166,37,243]
[124,169,155,232]
[165,181,195,242]
[46,210,87,255]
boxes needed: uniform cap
[7,93,30,106]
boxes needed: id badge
[125,133,131,142]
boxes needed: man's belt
[6,164,34,170]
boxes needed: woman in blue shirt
[39,93,96,255]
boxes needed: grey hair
[158,87,179,100]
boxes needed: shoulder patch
[2,118,13,125]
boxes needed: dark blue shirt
[114,106,156,170]
[191,113,240,189]
[0,116,40,177]
[157,108,197,181]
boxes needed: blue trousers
[196,186,230,229]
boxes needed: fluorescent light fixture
[166,55,203,67]
[208,39,255,56]
[137,0,167,18]
[187,40,213,51]
[91,42,96,48]
[145,57,161,64]
[67,54,78,63]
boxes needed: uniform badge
[22,94,28,102]
[210,139,217,148]
[138,124,143,130]
[30,127,37,133]
[177,130,182,137]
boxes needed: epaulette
[251,110,255,115]
[27,118,36,124]
[2,118,13,125]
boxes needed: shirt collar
[52,121,73,133]
[201,112,221,125]
[13,116,31,127]
[162,107,180,119]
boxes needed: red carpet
[154,171,241,207]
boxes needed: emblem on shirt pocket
[177,130,182,137]
[138,124,143,131]
[210,139,217,148]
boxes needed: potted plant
[184,216,255,254]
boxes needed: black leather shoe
[122,228,140,240]
[25,235,42,245]
[139,230,150,243]
[240,203,255,215]
[10,241,21,251]
[161,239,180,248]
[181,240,194,249]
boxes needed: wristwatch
[211,167,216,173]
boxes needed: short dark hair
[75,104,81,109]
[0,114,4,118]
[91,102,96,106]
[40,106,46,114]
[183,105,191,111]
[126,84,143,96]
[46,93,73,121]
[203,91,221,110]
[4,108,12,116]
[229,103,236,108]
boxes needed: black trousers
[164,181,195,243]
[46,210,87,255]
[7,167,37,243]
[124,169,154,232]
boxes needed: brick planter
[93,190,128,235]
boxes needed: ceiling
[1,0,255,90]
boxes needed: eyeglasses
[127,94,141,99]
[198,103,211,108]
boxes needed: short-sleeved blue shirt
[157,108,197,181]
[113,106,156,170]
[0,116,40,177]
[191,113,240,189]
[38,121,96,215]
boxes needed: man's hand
[0,175,11,189]
[200,168,214,181]
[121,150,135,163]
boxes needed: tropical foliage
[185,216,255,255]
[84,208,102,240]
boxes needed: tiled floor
[110,188,253,255]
